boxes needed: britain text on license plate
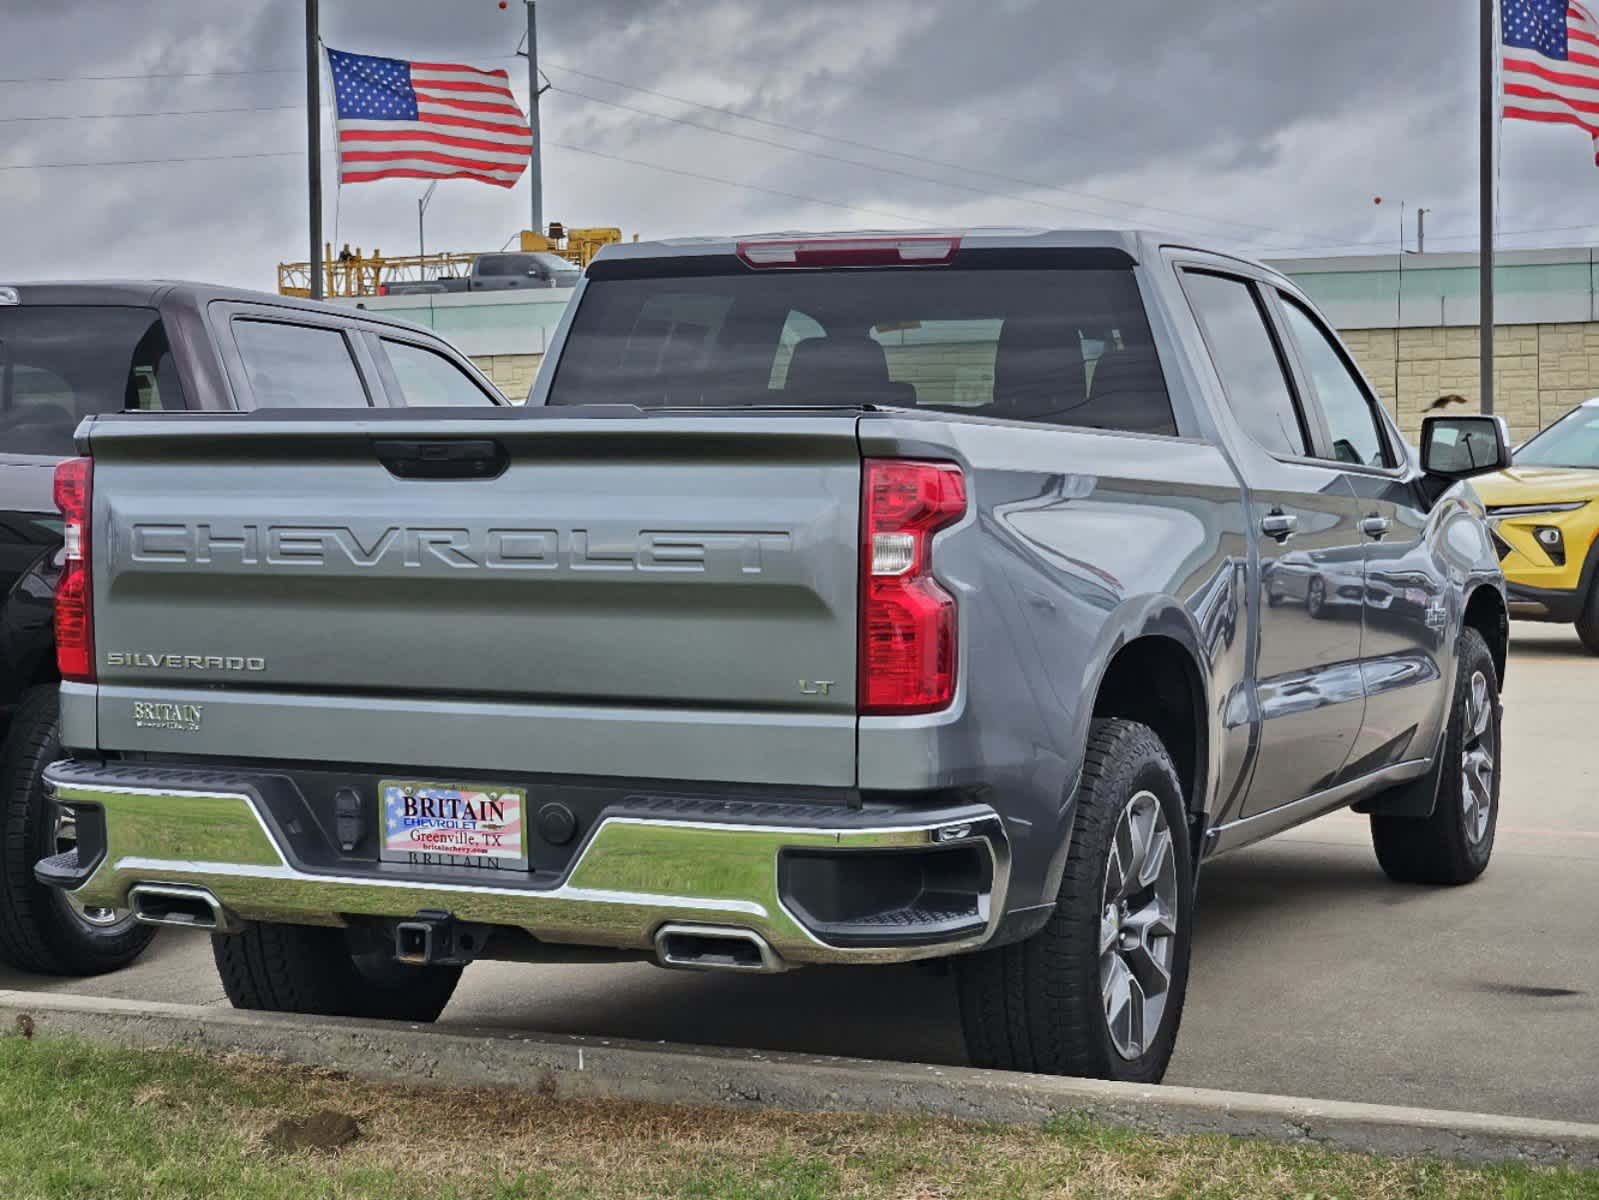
[380,780,529,871]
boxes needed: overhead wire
[539,59,1327,248]
[0,67,299,84]
[0,103,298,124]
[543,140,926,226]
[548,83,1254,236]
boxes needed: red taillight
[859,459,966,715]
[53,457,93,683]
[736,235,962,269]
[377,283,389,296]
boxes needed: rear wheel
[956,718,1193,1082]
[212,921,462,1022]
[1370,627,1500,885]
[0,686,155,975]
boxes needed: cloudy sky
[2,0,1597,292]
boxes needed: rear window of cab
[547,259,1177,436]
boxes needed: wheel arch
[1462,582,1508,684]
[1085,609,1212,824]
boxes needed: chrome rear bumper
[42,763,1009,967]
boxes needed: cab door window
[1276,295,1393,469]
[379,339,500,406]
[1180,272,1310,457]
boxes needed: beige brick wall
[1344,323,1594,444]
[471,353,542,403]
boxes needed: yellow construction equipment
[278,225,627,298]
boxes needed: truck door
[1179,270,1369,816]
[1269,291,1450,776]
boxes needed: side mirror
[1420,414,1512,481]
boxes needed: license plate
[380,780,528,870]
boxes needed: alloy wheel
[1461,670,1496,845]
[1099,790,1180,1060]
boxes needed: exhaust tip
[129,884,237,933]
[654,923,785,974]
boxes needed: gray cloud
[0,0,1594,291]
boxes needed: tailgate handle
[374,439,508,480]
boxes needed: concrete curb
[1,988,1595,1169]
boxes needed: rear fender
[1039,596,1217,899]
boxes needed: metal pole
[1417,208,1428,255]
[418,182,437,268]
[305,0,323,300]
[1480,0,1496,415]
[525,1,543,238]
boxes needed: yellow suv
[1472,398,1599,653]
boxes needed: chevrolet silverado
[37,232,1511,1081]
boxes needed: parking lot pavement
[5,622,1594,1121]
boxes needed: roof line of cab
[0,279,439,337]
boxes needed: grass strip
[1,1034,1596,1199]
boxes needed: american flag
[1502,0,1599,161]
[326,47,533,187]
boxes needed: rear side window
[380,339,498,406]
[1181,273,1307,457]
[548,264,1178,435]
[0,305,185,456]
[232,320,370,409]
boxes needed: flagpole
[525,1,543,238]
[1480,0,1496,415]
[306,0,324,300]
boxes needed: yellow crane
[278,225,626,299]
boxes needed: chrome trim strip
[1487,501,1588,517]
[46,772,1010,966]
[1204,758,1430,857]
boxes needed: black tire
[212,921,462,1022]
[1306,577,1326,619]
[956,718,1194,1083]
[0,686,156,976]
[1370,627,1500,885]
[1576,580,1599,656]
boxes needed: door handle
[374,439,508,480]
[1260,511,1298,542]
[1360,514,1392,540]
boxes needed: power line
[0,67,298,84]
[541,60,1326,247]
[0,103,298,125]
[548,83,1246,238]
[0,150,298,172]
[544,140,925,225]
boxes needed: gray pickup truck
[382,251,581,296]
[39,232,1512,1082]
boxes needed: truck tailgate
[82,411,862,786]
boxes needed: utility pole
[1480,0,1496,415]
[305,0,323,299]
[418,181,437,262]
[525,1,543,238]
[1417,208,1429,255]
